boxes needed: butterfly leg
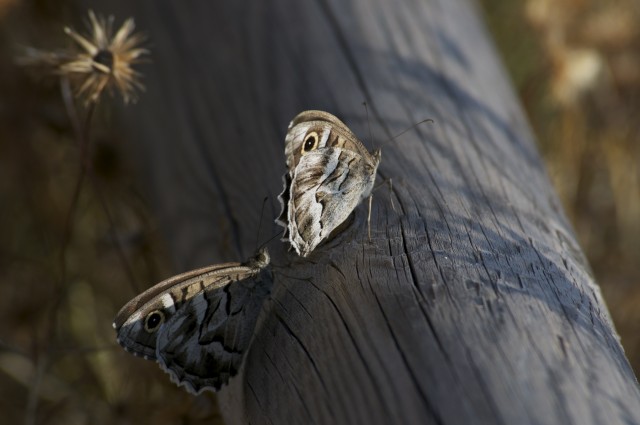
[367,194,373,241]
[373,177,396,212]
[388,178,396,212]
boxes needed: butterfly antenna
[258,230,283,251]
[255,196,269,250]
[363,101,373,149]
[380,118,435,149]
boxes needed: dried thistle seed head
[60,10,148,105]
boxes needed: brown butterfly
[113,248,271,394]
[276,110,381,257]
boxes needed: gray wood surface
[86,0,640,423]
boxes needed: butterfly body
[113,248,271,394]
[277,110,381,257]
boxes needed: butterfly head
[113,292,178,359]
[245,247,270,270]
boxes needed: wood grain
[86,0,640,423]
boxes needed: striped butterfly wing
[283,110,371,170]
[156,267,271,394]
[287,147,378,256]
[277,111,381,257]
[113,249,271,393]
[114,264,237,359]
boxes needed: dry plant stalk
[15,11,149,425]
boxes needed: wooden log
[87,0,640,423]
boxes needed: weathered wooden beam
[88,0,640,423]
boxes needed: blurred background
[0,0,637,423]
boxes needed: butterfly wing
[277,111,381,256]
[275,172,292,241]
[155,268,271,394]
[283,110,373,170]
[287,146,379,257]
[114,248,271,391]
[114,264,238,359]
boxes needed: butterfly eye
[302,132,319,153]
[144,310,165,333]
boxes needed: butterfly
[276,110,381,257]
[113,248,271,394]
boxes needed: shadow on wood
[86,0,640,423]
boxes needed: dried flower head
[61,10,147,104]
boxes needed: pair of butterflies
[114,111,381,394]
